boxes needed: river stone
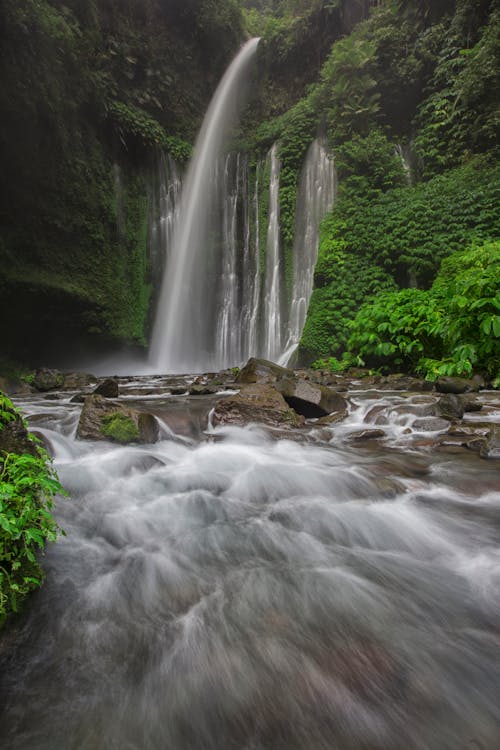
[275,377,348,418]
[77,395,159,443]
[63,372,96,390]
[189,384,218,395]
[93,378,119,398]
[480,424,500,460]
[236,358,294,385]
[0,377,33,396]
[211,384,303,428]
[0,402,37,457]
[435,393,465,420]
[412,417,450,432]
[348,429,386,441]
[32,368,64,392]
[435,376,479,394]
[316,409,349,425]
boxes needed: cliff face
[0,0,243,364]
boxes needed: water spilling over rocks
[0,365,499,750]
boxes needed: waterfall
[148,152,182,281]
[262,144,283,362]
[395,143,412,185]
[147,39,336,375]
[149,38,260,374]
[280,139,337,365]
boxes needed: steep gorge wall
[0,0,243,364]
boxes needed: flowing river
[1,378,499,749]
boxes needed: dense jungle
[0,2,499,749]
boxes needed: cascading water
[148,42,336,374]
[280,139,337,365]
[149,38,261,374]
[148,152,182,279]
[2,383,500,749]
[262,143,283,363]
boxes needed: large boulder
[436,377,479,394]
[212,384,303,428]
[0,396,37,457]
[435,394,465,421]
[77,395,159,444]
[32,368,64,392]
[62,372,96,390]
[276,377,348,418]
[236,358,294,385]
[93,378,119,398]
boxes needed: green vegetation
[101,413,140,443]
[0,394,63,624]
[347,241,500,380]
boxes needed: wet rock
[412,417,450,432]
[93,378,119,398]
[0,376,33,396]
[62,372,96,390]
[169,386,189,396]
[236,358,294,385]
[189,384,218,396]
[435,394,465,420]
[462,396,483,413]
[69,393,86,404]
[212,384,303,428]
[435,376,479,394]
[276,377,348,418]
[77,395,159,444]
[44,393,61,401]
[0,402,37,457]
[480,424,500,460]
[316,409,349,425]
[32,368,64,392]
[348,429,386,441]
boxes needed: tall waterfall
[149,38,261,373]
[280,139,337,365]
[148,40,336,374]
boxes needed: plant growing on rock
[0,394,64,623]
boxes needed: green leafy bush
[0,394,63,623]
[347,241,500,379]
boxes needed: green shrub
[347,241,500,379]
[0,394,63,623]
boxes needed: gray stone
[212,384,303,428]
[348,429,386,441]
[436,376,479,394]
[412,417,450,432]
[93,378,119,398]
[435,394,465,420]
[276,377,348,418]
[32,368,64,392]
[236,358,294,385]
[77,395,159,444]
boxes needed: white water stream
[1,385,499,749]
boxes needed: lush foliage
[0,395,63,623]
[347,242,500,379]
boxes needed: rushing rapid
[1,382,499,750]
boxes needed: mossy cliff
[239,0,499,373]
[0,0,243,364]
